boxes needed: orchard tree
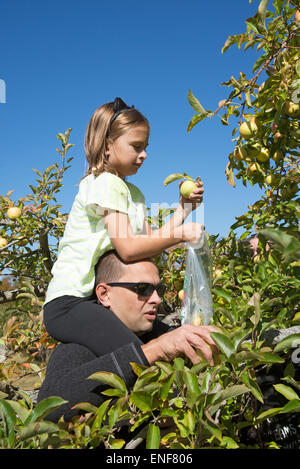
[0,130,74,305]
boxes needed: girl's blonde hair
[83,101,150,179]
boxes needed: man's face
[96,260,162,336]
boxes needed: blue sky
[0,0,267,239]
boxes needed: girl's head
[84,98,150,179]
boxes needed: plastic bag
[181,232,214,326]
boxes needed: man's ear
[95,283,111,308]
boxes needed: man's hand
[141,325,219,366]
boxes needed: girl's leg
[43,295,142,356]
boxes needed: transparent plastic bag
[180,232,214,326]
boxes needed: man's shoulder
[48,343,97,367]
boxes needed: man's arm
[37,341,149,423]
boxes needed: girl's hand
[175,222,204,245]
[179,179,204,212]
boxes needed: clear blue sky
[0,0,267,239]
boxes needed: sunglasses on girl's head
[106,282,166,297]
[106,97,135,137]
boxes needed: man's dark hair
[94,250,125,287]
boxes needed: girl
[43,97,204,355]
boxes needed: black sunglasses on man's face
[106,282,166,298]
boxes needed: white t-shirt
[44,172,147,305]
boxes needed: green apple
[7,207,22,220]
[0,237,8,248]
[233,147,243,161]
[180,180,197,199]
[256,147,270,162]
[281,183,298,200]
[248,162,260,174]
[178,289,184,301]
[266,174,279,186]
[285,101,300,117]
[246,143,261,157]
[239,119,259,140]
[272,149,284,164]
[213,268,223,279]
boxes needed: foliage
[0,0,299,450]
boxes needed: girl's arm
[104,210,203,261]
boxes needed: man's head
[94,250,163,336]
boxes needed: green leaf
[253,53,269,73]
[221,436,239,449]
[133,368,160,391]
[72,402,98,413]
[280,399,300,413]
[108,399,122,428]
[273,384,299,401]
[183,370,201,395]
[110,438,125,449]
[212,288,232,303]
[257,0,269,30]
[24,397,68,425]
[163,173,192,187]
[296,60,300,78]
[91,399,112,431]
[183,409,195,433]
[274,333,300,353]
[250,292,261,330]
[225,162,236,188]
[20,421,60,441]
[187,90,206,114]
[230,329,250,351]
[187,113,208,132]
[257,351,285,364]
[273,0,284,14]
[160,373,175,401]
[44,164,57,178]
[5,400,30,424]
[88,371,127,394]
[101,388,126,397]
[209,384,250,415]
[156,361,174,376]
[130,362,148,377]
[200,419,222,441]
[130,391,153,412]
[32,168,43,178]
[0,400,16,447]
[221,35,240,53]
[241,372,264,403]
[210,332,235,358]
[257,407,282,421]
[146,424,161,449]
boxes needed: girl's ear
[95,283,111,308]
[105,138,113,157]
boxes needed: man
[37,250,218,423]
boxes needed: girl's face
[106,125,149,178]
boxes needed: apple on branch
[163,172,202,200]
[6,207,22,220]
